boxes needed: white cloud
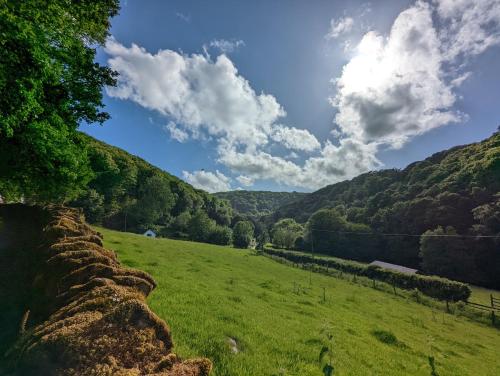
[326,16,354,39]
[182,170,231,193]
[105,38,285,150]
[332,1,460,149]
[219,138,380,190]
[236,175,254,187]
[271,125,321,152]
[164,121,189,142]
[435,0,500,59]
[331,0,500,150]
[105,38,384,190]
[209,39,245,53]
[176,12,191,23]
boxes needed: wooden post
[446,300,450,313]
[491,294,496,325]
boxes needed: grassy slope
[98,227,500,376]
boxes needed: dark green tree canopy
[271,218,303,249]
[0,0,119,202]
[233,220,255,248]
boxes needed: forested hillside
[214,190,305,216]
[271,131,500,288]
[70,134,234,241]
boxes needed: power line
[308,227,499,239]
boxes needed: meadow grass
[469,285,500,306]
[98,227,500,376]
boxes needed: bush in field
[233,221,255,248]
[271,218,303,249]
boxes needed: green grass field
[98,227,500,376]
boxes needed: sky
[83,0,500,193]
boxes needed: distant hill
[71,134,233,235]
[274,132,499,224]
[214,190,306,216]
[272,131,500,288]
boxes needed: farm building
[143,229,156,238]
[369,260,418,275]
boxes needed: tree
[188,211,216,242]
[208,225,233,245]
[0,0,119,202]
[129,174,175,228]
[419,226,475,281]
[305,208,373,261]
[233,221,255,248]
[172,211,192,233]
[71,189,105,224]
[271,218,303,249]
[205,196,233,226]
[306,208,348,254]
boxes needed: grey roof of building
[369,260,418,274]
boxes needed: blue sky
[83,0,500,192]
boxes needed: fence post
[491,294,496,326]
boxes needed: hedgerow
[262,245,471,302]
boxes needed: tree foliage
[214,190,305,217]
[66,134,233,243]
[271,218,303,249]
[233,221,255,248]
[0,0,119,202]
[272,131,500,288]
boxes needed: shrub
[262,246,471,301]
[371,330,398,345]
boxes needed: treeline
[262,246,471,302]
[270,131,500,289]
[214,190,306,216]
[68,135,239,245]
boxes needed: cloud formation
[332,1,460,148]
[105,38,285,150]
[209,39,245,53]
[219,138,380,190]
[164,121,189,143]
[270,125,321,152]
[105,1,500,191]
[435,0,500,59]
[182,170,231,193]
[105,39,365,190]
[236,175,254,187]
[326,16,354,39]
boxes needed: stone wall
[0,204,211,376]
